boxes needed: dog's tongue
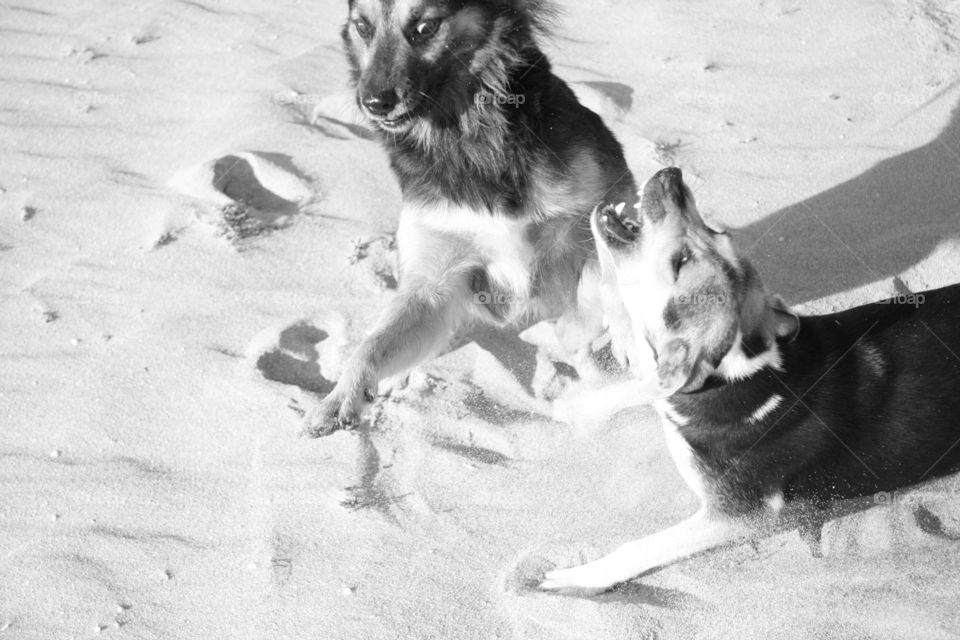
[639,167,686,222]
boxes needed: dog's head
[591,168,799,397]
[342,0,545,135]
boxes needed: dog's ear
[657,338,694,392]
[770,295,800,341]
[653,337,702,395]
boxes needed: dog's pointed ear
[770,295,800,341]
[650,333,722,396]
[654,338,701,395]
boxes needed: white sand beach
[2,1,960,638]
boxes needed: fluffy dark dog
[302,0,637,435]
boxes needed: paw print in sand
[248,319,341,396]
[169,150,317,245]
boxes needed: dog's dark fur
[302,0,636,435]
[669,287,960,510]
[541,168,960,594]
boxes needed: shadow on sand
[737,100,960,303]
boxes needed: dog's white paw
[551,388,610,435]
[299,379,374,438]
[550,395,576,424]
[539,561,619,596]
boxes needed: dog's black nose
[362,90,398,116]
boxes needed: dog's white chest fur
[654,399,707,501]
[397,202,535,305]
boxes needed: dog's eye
[411,18,441,43]
[671,246,691,279]
[354,17,374,40]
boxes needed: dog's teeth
[614,202,626,215]
[601,208,638,242]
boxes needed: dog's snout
[640,167,686,222]
[362,89,399,116]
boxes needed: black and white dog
[541,167,960,594]
[303,0,637,436]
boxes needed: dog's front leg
[552,378,646,429]
[539,508,761,596]
[301,279,468,437]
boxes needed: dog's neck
[383,48,552,214]
[716,288,786,380]
[688,277,791,392]
[670,313,790,429]
[713,327,784,383]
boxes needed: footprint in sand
[348,234,399,290]
[247,315,348,397]
[168,150,317,246]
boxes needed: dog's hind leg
[539,508,763,596]
[300,279,471,437]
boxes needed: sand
[2,0,960,638]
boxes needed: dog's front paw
[539,561,618,596]
[299,380,375,438]
[551,386,610,435]
[551,394,595,428]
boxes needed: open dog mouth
[370,107,419,132]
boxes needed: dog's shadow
[469,325,541,395]
[468,323,588,400]
[737,99,960,304]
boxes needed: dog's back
[661,285,960,509]
[783,285,960,499]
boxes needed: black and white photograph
[2,1,960,638]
